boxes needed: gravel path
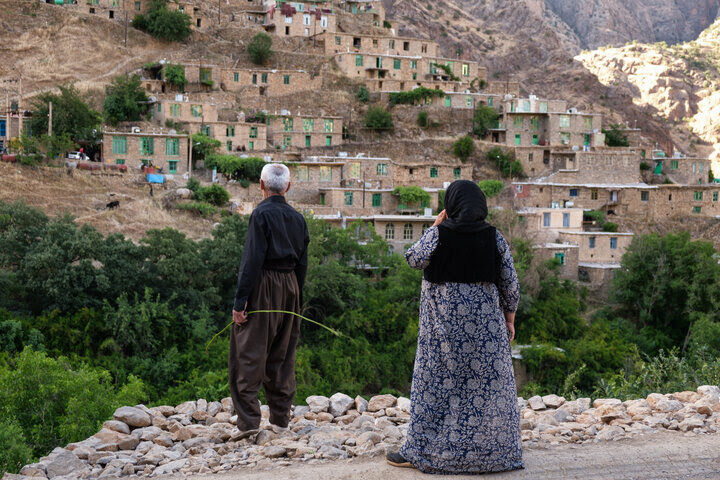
[163,431,720,480]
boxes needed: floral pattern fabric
[400,226,523,474]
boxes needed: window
[559,115,570,128]
[233,72,239,82]
[385,223,395,240]
[296,166,309,181]
[376,57,382,68]
[320,16,327,27]
[355,55,364,67]
[283,117,293,131]
[199,68,212,83]
[376,163,387,175]
[410,60,417,69]
[563,213,570,227]
[261,73,268,83]
[543,212,551,227]
[135,1,140,10]
[693,206,702,214]
[583,117,593,130]
[283,135,292,148]
[532,134,539,145]
[714,192,719,202]
[112,136,127,154]
[303,118,314,131]
[589,236,596,249]
[248,141,254,150]
[445,96,451,107]
[670,160,679,169]
[554,252,565,265]
[348,162,361,179]
[335,36,341,45]
[560,132,571,144]
[201,125,210,136]
[591,189,598,200]
[303,14,311,25]
[641,191,649,202]
[528,153,534,162]
[325,135,332,146]
[305,135,311,147]
[283,75,290,85]
[157,103,161,113]
[252,74,257,84]
[430,167,438,178]
[320,193,326,205]
[389,40,395,49]
[344,191,354,206]
[165,138,179,156]
[569,188,578,197]
[372,193,382,207]
[488,97,493,107]
[530,116,540,130]
[453,167,461,179]
[324,119,334,132]
[115,158,125,165]
[513,116,523,128]
[190,105,202,117]
[521,100,530,112]
[393,59,401,70]
[403,223,413,240]
[412,73,417,80]
[695,191,703,201]
[319,166,332,182]
[226,140,233,151]
[249,126,258,138]
[466,96,473,107]
[168,160,178,174]
[610,237,617,249]
[226,126,235,137]
[170,104,180,117]
[461,63,469,76]
[514,134,521,146]
[139,137,154,155]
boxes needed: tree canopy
[28,85,101,143]
[103,74,149,125]
[247,33,274,65]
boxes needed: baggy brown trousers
[228,269,301,431]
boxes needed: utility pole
[48,101,53,137]
[125,11,128,47]
[18,76,23,136]
[5,92,9,144]
[218,0,221,27]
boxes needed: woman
[387,180,524,474]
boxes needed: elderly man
[230,163,310,432]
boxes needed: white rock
[542,394,566,408]
[576,398,591,412]
[306,395,330,413]
[596,425,624,441]
[396,397,411,412]
[176,401,197,415]
[678,416,705,432]
[593,398,622,408]
[528,395,546,411]
[355,396,368,413]
[113,406,151,428]
[102,420,130,435]
[45,450,89,479]
[698,385,720,399]
[264,446,287,458]
[367,394,396,412]
[152,458,188,476]
[329,393,355,417]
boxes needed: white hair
[261,163,290,194]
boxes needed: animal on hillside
[106,200,120,210]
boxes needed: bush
[103,74,149,125]
[0,417,32,475]
[487,147,523,177]
[28,85,101,143]
[356,86,369,103]
[191,133,221,165]
[388,87,444,106]
[132,13,148,31]
[602,222,618,232]
[603,124,630,147]
[417,110,428,128]
[383,20,391,28]
[364,106,393,131]
[247,32,273,65]
[205,155,267,182]
[392,186,431,206]
[478,179,504,198]
[176,201,219,217]
[639,161,651,171]
[163,64,186,90]
[452,135,475,162]
[472,105,499,138]
[194,184,230,206]
[140,0,191,42]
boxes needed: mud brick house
[61,0,204,27]
[318,32,438,56]
[219,69,322,98]
[650,150,712,185]
[533,243,580,280]
[267,114,343,149]
[378,90,500,110]
[153,94,220,125]
[261,0,336,37]
[317,214,436,253]
[187,122,268,152]
[102,130,190,175]
[516,207,584,243]
[340,0,386,25]
[514,148,641,182]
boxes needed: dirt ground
[161,430,720,480]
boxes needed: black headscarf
[442,180,492,233]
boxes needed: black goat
[106,200,120,210]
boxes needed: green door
[584,134,591,146]
[654,162,663,175]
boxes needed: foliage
[477,179,504,198]
[602,222,618,232]
[193,184,230,206]
[388,87,444,106]
[163,64,187,90]
[27,85,101,143]
[432,63,459,81]
[639,161,651,171]
[452,135,475,162]
[355,86,370,103]
[191,133,221,165]
[0,417,32,475]
[472,105,499,138]
[364,106,394,131]
[603,124,630,147]
[176,201,219,217]
[417,110,428,128]
[383,20,391,28]
[204,155,266,182]
[37,134,77,159]
[392,186,431,206]
[487,147,523,177]
[247,32,273,65]
[103,74,149,125]
[133,0,191,42]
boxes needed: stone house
[516,207,584,243]
[218,69,322,98]
[318,32,438,57]
[102,130,190,175]
[650,150,712,185]
[186,122,268,152]
[558,231,633,264]
[378,90,500,110]
[153,95,219,125]
[66,0,204,28]
[340,0,386,25]
[515,148,642,183]
[261,1,336,37]
[315,214,436,253]
[532,243,580,280]
[267,114,344,149]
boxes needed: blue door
[0,120,5,138]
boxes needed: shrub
[134,0,191,42]
[639,161,651,171]
[103,74,149,125]
[432,63,459,81]
[247,32,273,65]
[163,64,186,90]
[0,417,32,475]
[452,135,475,162]
[487,147,523,177]
[602,222,618,232]
[356,86,369,103]
[194,184,230,206]
[176,201,219,217]
[191,133,221,165]
[205,155,267,182]
[417,110,428,128]
[383,20,391,28]
[132,13,148,31]
[364,106,393,131]
[478,179,504,198]
[186,177,201,193]
[28,85,101,143]
[392,186,430,206]
[603,124,630,147]
[472,105,499,138]
[388,87,444,106]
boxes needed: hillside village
[1,0,719,299]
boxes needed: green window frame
[283,135,292,148]
[325,135,332,146]
[226,126,235,137]
[249,126,258,138]
[514,134,521,146]
[248,141,254,150]
[445,96,451,107]
[355,55,364,67]
[134,1,140,10]
[233,72,239,82]
[344,191,354,206]
[539,101,547,113]
[157,103,161,113]
[554,252,565,265]
[112,136,127,154]
[283,117,293,131]
[530,116,540,130]
[303,118,314,131]
[466,96,473,107]
[320,193,326,205]
[488,97,493,107]
[453,167,461,179]
[319,166,332,182]
[140,137,154,155]
[559,115,571,129]
[560,132,571,144]
[430,167,438,178]
[335,36,341,45]
[324,119,334,132]
[305,135,311,147]
[201,125,210,136]
[190,105,202,117]
[410,60,417,69]
[261,73,268,83]
[349,162,361,179]
[393,59,401,70]
[412,73,417,80]
[693,206,702,214]
[372,193,382,207]
[252,74,257,84]
[714,192,719,202]
[584,116,593,130]
[532,134,539,145]
[695,191,703,201]
[168,160,178,174]
[670,160,679,169]
[513,116,523,128]
[376,163,387,175]
[283,75,290,85]
[170,104,180,117]
[165,138,179,156]
[226,141,233,152]
[640,191,648,201]
[296,166,309,181]
[115,158,125,165]
[199,68,212,83]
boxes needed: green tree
[194,183,230,206]
[392,186,431,206]
[417,110,428,128]
[103,74,149,125]
[364,106,393,131]
[37,133,77,159]
[356,86,369,103]
[478,179,503,198]
[204,155,266,182]
[473,105,499,138]
[247,32,273,65]
[191,133,221,165]
[487,147,523,177]
[163,63,187,90]
[603,124,630,147]
[135,0,192,42]
[452,135,475,162]
[0,417,32,475]
[28,85,101,142]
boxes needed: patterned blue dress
[400,226,524,474]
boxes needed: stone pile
[12,386,720,479]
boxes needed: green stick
[205,309,343,354]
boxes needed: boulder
[576,398,592,412]
[306,395,330,413]
[698,385,720,399]
[678,416,705,432]
[175,401,197,415]
[672,391,699,403]
[102,420,130,435]
[255,430,277,446]
[355,396,369,413]
[221,397,234,413]
[396,397,411,412]
[176,188,193,199]
[595,425,624,441]
[113,406,151,428]
[207,401,222,417]
[367,394,397,412]
[356,431,382,445]
[153,458,188,475]
[264,446,287,458]
[329,393,355,417]
[117,435,140,451]
[592,398,622,408]
[528,396,546,411]
[44,450,89,479]
[542,394,566,408]
[152,405,176,417]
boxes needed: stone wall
[102,132,190,174]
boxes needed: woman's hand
[433,210,447,227]
[503,311,516,342]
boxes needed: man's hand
[233,308,248,326]
[433,210,447,227]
